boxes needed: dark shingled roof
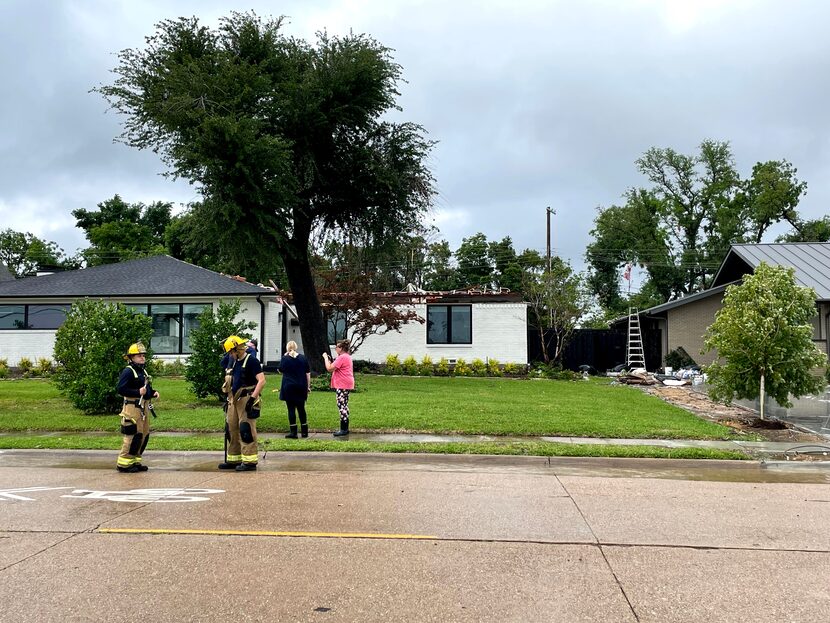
[0,255,270,298]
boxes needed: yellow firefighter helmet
[223,335,247,353]
[125,342,147,360]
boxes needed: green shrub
[419,355,434,376]
[0,365,7,379]
[435,357,450,376]
[166,359,186,376]
[311,373,333,392]
[470,358,487,376]
[18,357,32,373]
[0,358,7,367]
[384,353,401,375]
[35,358,54,377]
[502,362,523,376]
[453,358,469,376]
[185,299,256,400]
[53,299,153,413]
[353,359,382,374]
[487,358,502,377]
[147,359,166,376]
[402,355,419,376]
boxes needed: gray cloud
[1,0,828,270]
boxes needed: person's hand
[153,391,160,399]
[139,386,147,396]
[322,353,329,360]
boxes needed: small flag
[623,264,632,281]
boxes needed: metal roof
[0,255,271,298]
[712,242,830,300]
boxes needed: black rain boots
[332,421,349,437]
[285,425,299,439]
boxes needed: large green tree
[777,216,830,242]
[703,263,827,419]
[73,195,172,266]
[586,141,808,317]
[97,13,435,372]
[0,229,79,277]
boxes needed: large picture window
[0,305,25,329]
[27,304,70,329]
[427,305,472,344]
[0,304,69,329]
[126,303,209,354]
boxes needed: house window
[182,304,208,353]
[144,303,209,354]
[427,305,472,344]
[0,305,25,329]
[27,304,70,329]
[0,304,69,329]
[150,304,180,354]
[327,311,347,344]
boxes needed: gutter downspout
[257,295,266,363]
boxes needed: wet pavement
[1,450,829,621]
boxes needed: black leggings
[286,400,307,426]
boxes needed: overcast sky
[1,0,829,275]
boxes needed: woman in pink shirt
[322,339,354,437]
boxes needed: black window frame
[0,304,69,330]
[129,303,210,355]
[426,304,472,345]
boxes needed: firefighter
[219,335,266,471]
[116,342,159,473]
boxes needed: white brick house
[0,256,528,368]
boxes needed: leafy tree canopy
[0,229,79,277]
[96,12,435,373]
[586,140,807,317]
[73,195,172,266]
[703,262,827,416]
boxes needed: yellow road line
[98,527,437,540]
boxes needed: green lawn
[0,374,737,440]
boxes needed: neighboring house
[303,288,528,365]
[0,255,529,367]
[628,242,830,367]
[0,255,280,367]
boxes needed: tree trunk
[760,371,766,421]
[282,237,331,376]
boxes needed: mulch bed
[643,385,827,443]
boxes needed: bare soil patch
[643,385,826,443]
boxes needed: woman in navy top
[278,340,311,438]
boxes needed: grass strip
[0,434,750,460]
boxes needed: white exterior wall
[350,303,527,364]
[0,331,57,366]
[0,295,280,366]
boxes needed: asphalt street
[1,450,829,622]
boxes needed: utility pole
[546,206,556,273]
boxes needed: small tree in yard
[185,299,256,400]
[524,258,591,364]
[703,262,828,419]
[53,299,153,413]
[318,272,424,355]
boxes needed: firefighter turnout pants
[117,401,150,469]
[225,386,258,466]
